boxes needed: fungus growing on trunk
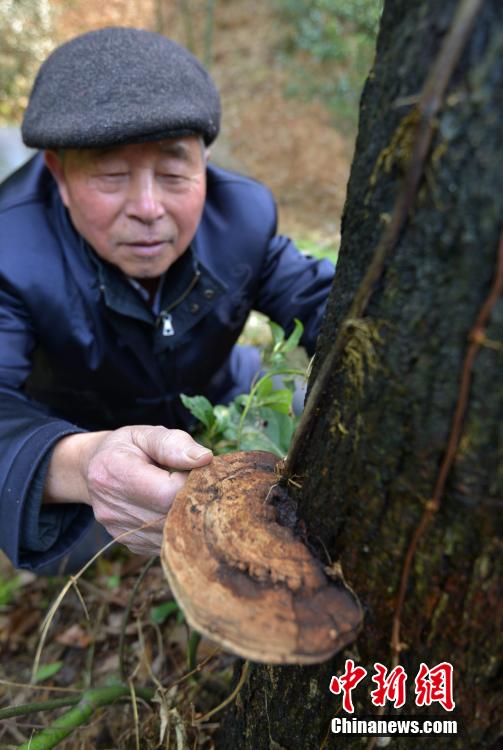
[161,451,362,664]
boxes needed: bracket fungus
[161,451,362,664]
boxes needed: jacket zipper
[156,268,201,336]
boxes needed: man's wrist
[43,431,111,505]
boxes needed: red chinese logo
[415,662,455,711]
[329,659,367,714]
[370,662,407,708]
[329,660,455,712]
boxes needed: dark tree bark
[218,0,502,747]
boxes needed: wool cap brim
[22,27,221,149]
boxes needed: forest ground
[0,2,363,747]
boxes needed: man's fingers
[94,496,165,529]
[122,463,188,513]
[85,424,212,558]
[90,460,189,515]
[106,520,164,553]
[129,426,213,470]
[123,534,164,556]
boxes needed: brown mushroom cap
[161,450,362,664]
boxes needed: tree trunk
[218,0,502,747]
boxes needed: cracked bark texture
[218,0,502,747]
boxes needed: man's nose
[126,173,165,223]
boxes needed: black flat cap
[22,27,221,149]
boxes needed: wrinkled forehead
[59,136,206,168]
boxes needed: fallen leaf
[55,624,92,649]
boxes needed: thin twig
[70,580,89,621]
[391,230,503,668]
[128,679,141,750]
[119,556,157,681]
[77,577,129,606]
[284,0,486,479]
[140,620,166,686]
[169,648,220,690]
[0,679,81,694]
[135,617,164,692]
[83,600,106,689]
[193,660,250,724]
[31,520,162,683]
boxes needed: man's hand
[43,426,213,555]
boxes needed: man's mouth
[126,239,167,246]
[123,239,172,256]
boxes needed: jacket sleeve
[0,277,93,571]
[254,233,335,355]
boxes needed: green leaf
[105,574,120,589]
[240,425,285,456]
[234,394,249,408]
[260,407,297,454]
[213,404,231,433]
[180,394,215,430]
[269,320,285,348]
[179,317,302,457]
[258,389,292,414]
[34,661,64,684]
[151,600,181,625]
[255,376,273,398]
[282,318,304,352]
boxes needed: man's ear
[44,150,70,207]
[204,147,211,163]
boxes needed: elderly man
[0,28,334,572]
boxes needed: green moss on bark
[219,0,503,747]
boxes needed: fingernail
[186,447,212,460]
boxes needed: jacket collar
[70,218,227,354]
[84,243,226,344]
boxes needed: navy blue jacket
[0,154,334,569]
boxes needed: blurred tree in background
[175,0,216,69]
[275,0,382,130]
[0,0,382,139]
[0,0,54,123]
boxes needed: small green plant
[181,318,306,457]
[150,599,187,628]
[33,661,64,684]
[0,570,23,606]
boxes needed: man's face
[45,137,207,279]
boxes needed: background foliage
[275,0,382,130]
[0,0,54,123]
